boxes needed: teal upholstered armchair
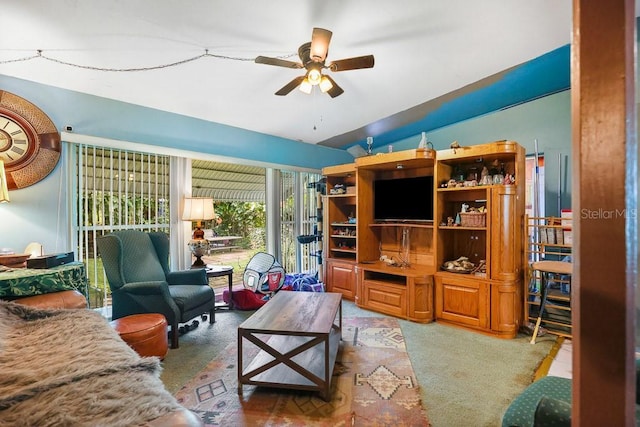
[502,359,640,426]
[97,230,215,349]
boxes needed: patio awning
[191,160,265,203]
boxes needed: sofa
[502,361,640,426]
[0,291,202,427]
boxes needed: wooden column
[572,0,637,425]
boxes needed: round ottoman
[111,313,168,360]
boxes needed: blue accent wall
[388,90,572,217]
[0,74,354,170]
[349,45,571,151]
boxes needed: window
[525,154,545,218]
[279,170,322,277]
[73,145,171,308]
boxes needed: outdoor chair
[97,230,215,348]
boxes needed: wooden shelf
[323,163,359,298]
[358,260,435,278]
[438,225,487,231]
[322,163,356,176]
[436,140,521,162]
[435,270,488,280]
[436,185,512,192]
[369,222,434,229]
[355,148,436,171]
[324,193,356,199]
[331,248,356,254]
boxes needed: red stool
[111,313,168,360]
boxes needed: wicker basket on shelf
[459,212,486,227]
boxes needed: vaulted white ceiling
[1,1,573,149]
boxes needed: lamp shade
[0,161,9,203]
[182,197,215,221]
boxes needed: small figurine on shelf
[330,183,346,194]
[452,165,465,182]
[447,216,454,227]
[504,174,515,185]
[461,203,469,213]
[479,166,491,186]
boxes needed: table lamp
[0,160,9,203]
[182,197,215,268]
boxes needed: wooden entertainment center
[322,141,525,338]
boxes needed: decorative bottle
[400,226,411,268]
[418,132,428,149]
[366,137,374,155]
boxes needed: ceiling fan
[255,27,375,98]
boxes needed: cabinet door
[407,275,434,322]
[490,280,521,338]
[435,274,489,329]
[490,186,521,281]
[325,259,356,299]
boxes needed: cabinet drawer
[435,274,489,329]
[362,280,406,318]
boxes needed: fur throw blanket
[0,301,183,427]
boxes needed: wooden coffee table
[237,291,342,401]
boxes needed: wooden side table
[206,265,234,310]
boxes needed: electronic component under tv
[374,176,434,222]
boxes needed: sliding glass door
[73,145,171,308]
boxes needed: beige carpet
[174,316,429,426]
[398,320,555,426]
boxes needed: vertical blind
[279,170,322,277]
[74,144,171,308]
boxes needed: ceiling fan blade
[310,27,332,62]
[323,75,344,98]
[328,55,375,72]
[275,75,306,96]
[255,56,303,69]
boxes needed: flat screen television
[374,176,434,222]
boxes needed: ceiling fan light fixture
[319,75,333,93]
[307,68,322,85]
[299,78,313,94]
[256,27,373,98]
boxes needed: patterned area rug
[174,317,430,426]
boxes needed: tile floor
[548,339,573,379]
